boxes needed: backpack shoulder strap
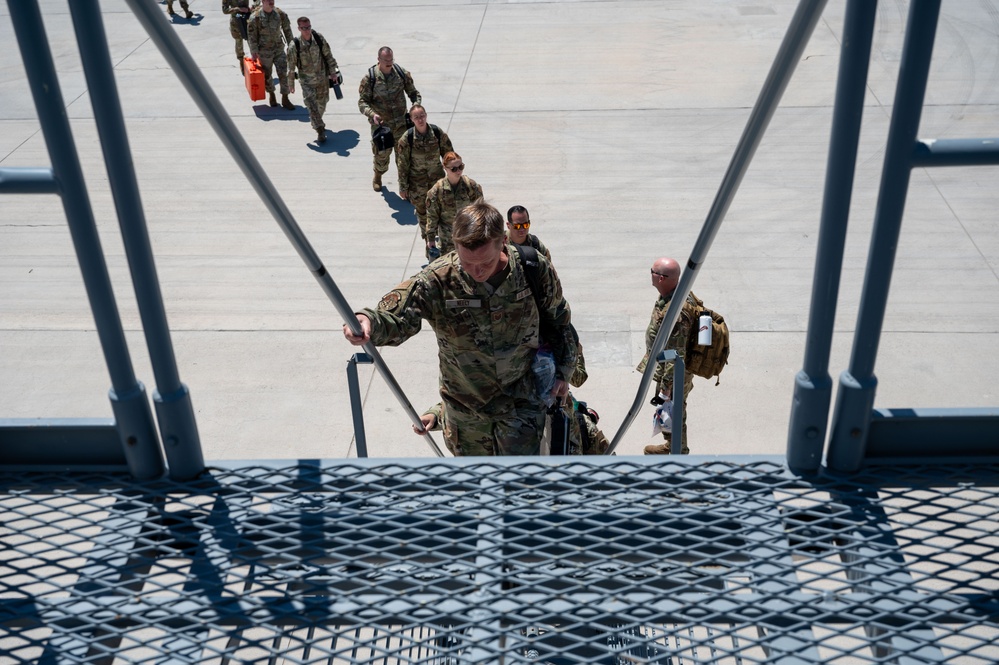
[407,127,416,150]
[368,66,377,95]
[515,244,545,317]
[293,37,301,69]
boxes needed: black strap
[408,124,440,152]
[369,62,409,96]
[296,33,329,77]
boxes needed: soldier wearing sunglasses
[505,205,551,261]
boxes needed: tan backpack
[685,292,730,385]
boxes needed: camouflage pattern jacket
[426,175,484,241]
[362,246,577,417]
[287,32,338,85]
[247,6,291,55]
[396,126,454,193]
[358,65,420,125]
[636,290,698,394]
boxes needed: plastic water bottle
[698,313,712,346]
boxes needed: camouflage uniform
[361,245,576,457]
[287,32,339,133]
[396,125,454,244]
[425,175,484,255]
[247,5,293,95]
[507,232,552,262]
[562,343,609,455]
[636,290,698,453]
[358,65,421,176]
[223,0,258,61]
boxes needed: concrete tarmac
[2,1,998,462]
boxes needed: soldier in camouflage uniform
[358,47,421,191]
[506,205,552,261]
[287,16,340,143]
[396,104,454,254]
[426,152,484,257]
[637,257,698,454]
[344,201,577,457]
[223,0,258,72]
[248,0,295,110]
[166,0,194,19]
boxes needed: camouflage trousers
[300,78,330,131]
[405,180,432,248]
[258,48,289,94]
[660,371,694,454]
[371,118,408,174]
[229,16,246,59]
[442,401,546,456]
[436,220,456,255]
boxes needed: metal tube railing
[8,0,165,480]
[123,0,443,457]
[70,0,204,480]
[0,167,58,194]
[607,0,829,454]
[786,0,878,472]
[827,0,942,472]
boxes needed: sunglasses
[448,164,465,173]
[510,222,530,230]
[651,269,669,277]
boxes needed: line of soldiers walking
[205,1,698,457]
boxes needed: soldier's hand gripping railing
[607,0,829,454]
[124,0,444,457]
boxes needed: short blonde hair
[452,199,504,250]
[442,151,461,166]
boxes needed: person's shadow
[168,11,204,25]
[251,85,311,121]
[380,189,417,226]
[307,129,360,156]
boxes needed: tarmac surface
[2,0,998,461]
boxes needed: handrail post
[7,0,164,480]
[346,354,373,458]
[827,0,941,473]
[70,0,204,480]
[657,350,685,454]
[607,0,829,454]
[787,0,878,473]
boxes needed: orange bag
[244,57,265,101]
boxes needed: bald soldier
[358,47,421,191]
[637,257,698,454]
[344,200,577,456]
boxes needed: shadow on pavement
[168,12,204,25]
[252,104,309,122]
[307,129,360,156]
[380,189,417,226]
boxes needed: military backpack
[684,292,730,385]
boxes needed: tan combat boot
[372,171,383,191]
[281,94,295,110]
[268,91,278,107]
[317,128,326,144]
[643,442,672,455]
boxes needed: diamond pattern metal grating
[1,457,997,664]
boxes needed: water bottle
[698,313,712,346]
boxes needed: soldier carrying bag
[684,293,730,385]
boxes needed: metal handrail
[124,0,444,457]
[607,0,829,455]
